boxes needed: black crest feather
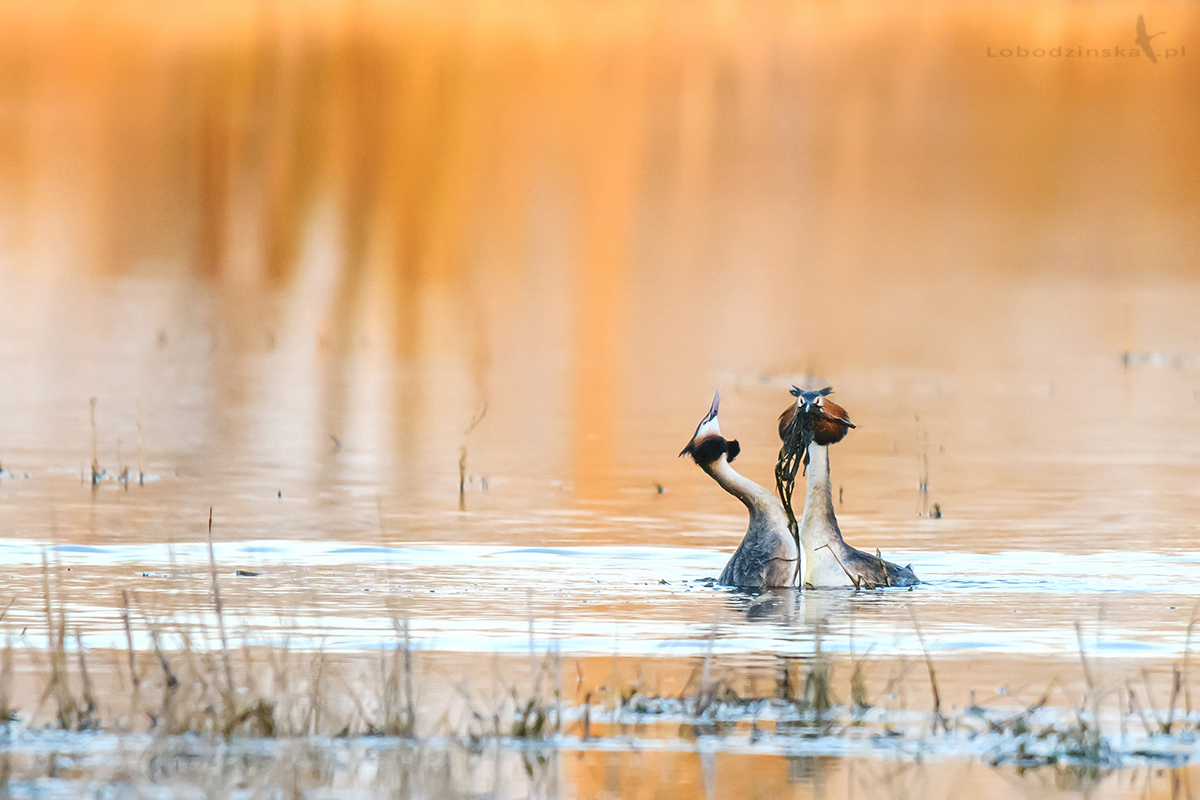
[680,392,739,466]
[688,437,729,465]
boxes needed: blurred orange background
[0,0,1198,514]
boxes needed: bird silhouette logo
[1134,15,1167,63]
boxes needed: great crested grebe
[780,388,919,589]
[680,392,798,588]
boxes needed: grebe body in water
[781,390,919,589]
[681,392,798,589]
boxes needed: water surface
[1,1,1200,796]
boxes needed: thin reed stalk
[0,636,13,722]
[910,608,947,733]
[206,508,235,696]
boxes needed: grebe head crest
[679,391,741,464]
[789,386,833,411]
[780,386,855,446]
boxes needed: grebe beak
[680,391,722,457]
[704,391,720,423]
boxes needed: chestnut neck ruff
[775,401,852,544]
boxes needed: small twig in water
[816,543,861,591]
[132,592,177,689]
[1074,620,1104,757]
[136,416,144,485]
[1164,665,1181,736]
[89,397,100,486]
[1184,602,1197,719]
[1127,681,1154,736]
[909,607,946,733]
[1075,621,1096,694]
[458,449,468,509]
[74,628,97,729]
[120,590,140,694]
[207,508,235,696]
[458,402,489,510]
[916,424,929,517]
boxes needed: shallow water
[2,1,1200,796]
[0,729,1198,800]
[2,275,1199,798]
[3,538,1200,660]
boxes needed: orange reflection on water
[1,0,1198,532]
[1,6,1200,794]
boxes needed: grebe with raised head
[780,388,919,589]
[680,392,798,589]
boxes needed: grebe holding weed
[778,388,919,589]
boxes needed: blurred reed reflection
[0,0,1198,507]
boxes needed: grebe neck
[703,456,778,517]
[800,444,845,547]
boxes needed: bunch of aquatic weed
[962,684,1061,767]
[259,637,334,737]
[128,588,345,739]
[674,629,748,737]
[1187,604,1199,735]
[1121,611,1198,757]
[206,509,277,738]
[803,628,835,718]
[510,655,562,740]
[0,638,13,725]
[451,621,562,747]
[36,555,99,731]
[1055,622,1109,763]
[976,623,1111,767]
[125,512,285,739]
[0,600,13,724]
[773,624,838,738]
[607,624,846,741]
[504,596,564,742]
[353,617,418,738]
[916,613,951,735]
[845,633,874,724]
[1138,601,1199,740]
[204,510,284,738]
